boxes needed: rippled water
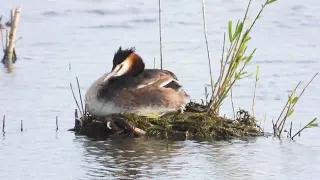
[1,0,320,179]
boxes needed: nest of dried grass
[71,102,264,141]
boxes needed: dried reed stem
[201,0,214,94]
[272,119,276,137]
[70,83,83,116]
[289,121,292,139]
[158,0,163,69]
[213,33,226,98]
[76,77,85,115]
[293,72,318,106]
[230,88,235,120]
[252,66,259,118]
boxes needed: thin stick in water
[289,121,292,139]
[2,115,5,133]
[230,88,235,120]
[20,120,23,132]
[70,83,83,116]
[205,86,208,105]
[158,0,163,69]
[272,119,276,137]
[252,66,259,118]
[299,123,301,137]
[76,77,85,115]
[56,116,58,131]
[201,0,214,94]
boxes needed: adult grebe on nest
[85,47,189,117]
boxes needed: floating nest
[70,102,264,141]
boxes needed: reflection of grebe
[85,47,189,117]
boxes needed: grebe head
[103,47,145,82]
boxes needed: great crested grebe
[85,47,189,117]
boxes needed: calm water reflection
[0,0,320,179]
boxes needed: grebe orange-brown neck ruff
[84,47,190,117]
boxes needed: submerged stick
[76,77,85,115]
[272,119,276,137]
[158,0,163,69]
[20,120,23,132]
[6,7,22,72]
[2,115,5,133]
[70,83,83,116]
[56,116,58,131]
[201,0,214,94]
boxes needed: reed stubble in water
[56,116,58,131]
[2,115,5,133]
[2,7,22,72]
[20,120,23,132]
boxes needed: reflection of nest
[70,102,264,141]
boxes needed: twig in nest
[70,82,83,116]
[76,77,85,115]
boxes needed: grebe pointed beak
[103,64,122,82]
[103,54,134,82]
